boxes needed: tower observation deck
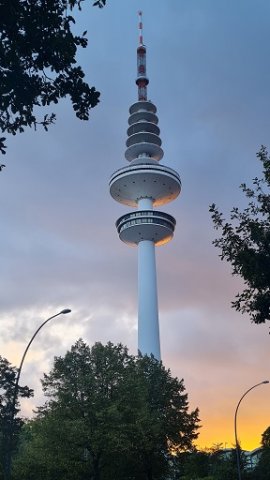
[109,12,181,360]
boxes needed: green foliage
[13,340,199,480]
[0,356,33,478]
[253,449,270,480]
[0,0,107,155]
[176,450,209,479]
[251,426,270,480]
[261,426,270,448]
[210,146,270,325]
[209,449,238,480]
[173,445,252,480]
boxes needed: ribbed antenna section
[136,11,149,101]
[138,10,143,46]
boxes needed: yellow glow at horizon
[196,413,270,451]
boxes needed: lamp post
[234,380,269,480]
[5,308,71,480]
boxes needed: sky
[0,0,270,451]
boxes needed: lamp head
[60,309,72,314]
[262,380,269,384]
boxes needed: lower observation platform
[110,162,181,207]
[116,210,176,246]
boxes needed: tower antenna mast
[138,10,143,46]
[136,11,149,101]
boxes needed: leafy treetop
[0,356,33,479]
[261,426,270,448]
[210,146,270,325]
[0,0,107,155]
[13,340,199,480]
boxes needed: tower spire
[136,11,149,101]
[109,14,181,360]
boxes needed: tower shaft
[138,240,160,360]
[137,197,160,359]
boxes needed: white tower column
[138,239,160,360]
[138,197,153,210]
[109,12,181,361]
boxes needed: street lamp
[4,308,71,480]
[234,380,269,480]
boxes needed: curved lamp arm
[14,308,71,394]
[234,380,269,480]
[5,308,71,480]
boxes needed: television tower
[109,12,181,360]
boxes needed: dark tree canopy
[13,340,199,480]
[251,426,270,480]
[172,445,250,480]
[210,146,270,325]
[261,426,270,449]
[0,0,107,155]
[0,356,33,478]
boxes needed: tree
[13,340,199,480]
[208,447,241,480]
[175,450,210,479]
[0,0,107,156]
[251,426,270,480]
[261,426,270,448]
[171,445,250,480]
[0,356,33,479]
[127,354,199,480]
[210,146,270,325]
